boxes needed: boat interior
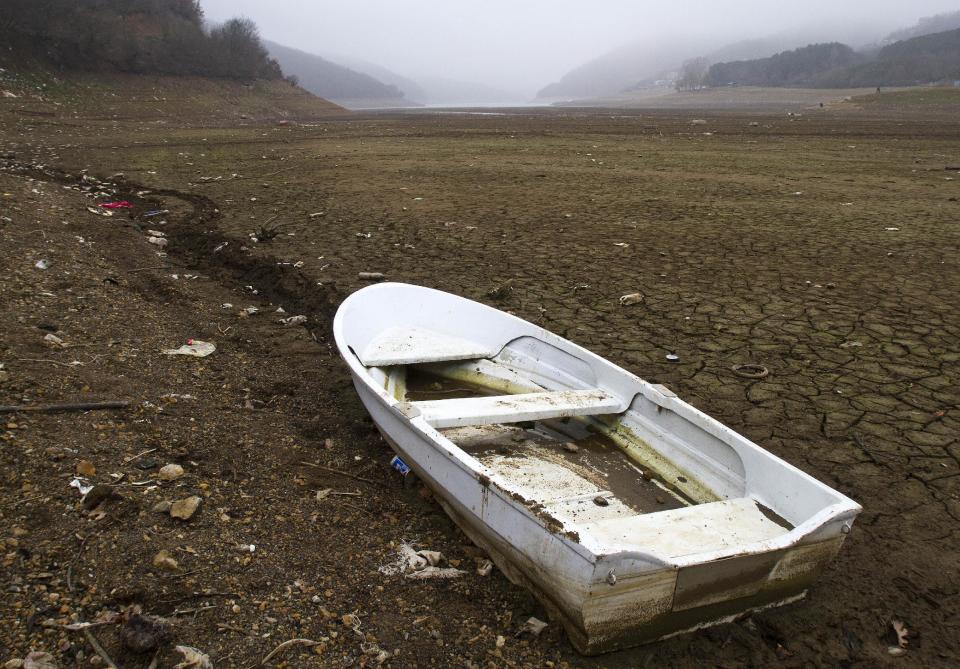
[355,325,804,561]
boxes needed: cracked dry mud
[0,100,958,668]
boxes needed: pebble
[152,550,179,572]
[169,496,201,520]
[158,464,185,481]
[562,442,579,453]
[76,460,96,477]
[152,500,172,514]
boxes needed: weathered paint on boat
[333,283,860,654]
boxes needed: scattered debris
[87,206,114,217]
[34,259,50,270]
[98,201,133,209]
[691,119,708,125]
[239,306,259,317]
[76,460,96,477]
[43,333,66,348]
[158,464,185,481]
[476,559,494,577]
[613,242,630,248]
[163,340,216,358]
[0,400,130,414]
[840,341,863,349]
[21,652,57,669]
[487,279,514,301]
[888,619,910,656]
[143,209,169,218]
[390,455,411,477]
[279,315,307,326]
[169,496,201,520]
[118,607,171,653]
[665,353,680,362]
[358,272,386,281]
[379,543,466,580]
[69,478,95,497]
[259,639,320,667]
[147,236,169,248]
[619,292,644,306]
[152,550,179,572]
[521,617,548,638]
[309,211,325,218]
[173,645,213,669]
[562,442,579,453]
[731,363,770,379]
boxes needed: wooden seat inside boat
[412,389,623,429]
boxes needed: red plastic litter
[98,201,133,209]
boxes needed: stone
[76,460,96,477]
[152,550,179,572]
[169,496,201,520]
[158,464,185,481]
[152,500,172,514]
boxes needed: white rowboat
[333,283,861,654]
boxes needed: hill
[707,29,960,88]
[1,0,281,80]
[708,43,861,87]
[317,53,429,104]
[885,10,960,43]
[264,41,416,109]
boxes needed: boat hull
[352,377,846,654]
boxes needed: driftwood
[0,400,131,414]
[299,461,381,486]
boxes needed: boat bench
[412,389,623,429]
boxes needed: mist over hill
[264,41,417,108]
[884,10,960,43]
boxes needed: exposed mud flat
[0,89,958,668]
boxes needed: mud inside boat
[395,363,793,535]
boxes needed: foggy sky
[199,0,960,96]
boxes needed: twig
[83,629,118,669]
[0,401,130,414]
[172,604,218,616]
[256,638,320,667]
[15,358,83,368]
[127,265,171,273]
[147,649,160,669]
[121,447,157,465]
[217,623,257,637]
[299,461,380,486]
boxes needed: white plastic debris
[522,616,548,637]
[34,259,50,270]
[163,340,216,358]
[379,542,466,580]
[70,478,94,496]
[279,315,307,326]
[173,645,213,669]
[619,293,644,306]
[666,353,680,362]
[148,236,169,248]
[43,333,66,348]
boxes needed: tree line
[0,0,283,80]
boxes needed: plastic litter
[148,236,169,248]
[665,353,680,362]
[390,455,411,476]
[521,617,548,637]
[70,478,95,496]
[619,292,644,306]
[163,340,216,358]
[99,201,133,209]
[34,259,50,270]
[87,206,114,217]
[279,315,307,326]
[143,209,169,218]
[379,542,466,580]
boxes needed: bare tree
[675,57,711,92]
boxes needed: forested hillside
[264,41,411,106]
[707,29,960,88]
[0,0,282,80]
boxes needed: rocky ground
[0,77,958,668]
